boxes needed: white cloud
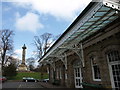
[31,51,37,56]
[15,12,44,32]
[14,49,22,59]
[11,0,92,21]
[15,49,22,54]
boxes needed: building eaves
[38,0,120,62]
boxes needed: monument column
[17,44,28,71]
[22,44,26,65]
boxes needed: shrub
[3,64,17,78]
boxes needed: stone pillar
[17,44,28,72]
[22,44,26,65]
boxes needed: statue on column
[17,44,28,72]
[22,44,26,65]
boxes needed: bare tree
[34,33,53,59]
[41,33,53,53]
[0,29,14,67]
[26,57,35,70]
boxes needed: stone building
[39,0,120,89]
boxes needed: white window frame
[73,61,83,88]
[47,67,49,74]
[91,57,101,81]
[60,67,62,79]
[65,73,67,79]
[107,50,120,89]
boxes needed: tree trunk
[2,50,6,67]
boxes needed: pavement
[2,80,67,89]
[39,82,67,88]
[2,81,44,88]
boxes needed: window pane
[76,79,78,85]
[79,79,81,86]
[91,56,101,80]
[111,64,120,89]
[108,51,120,62]
[93,65,101,79]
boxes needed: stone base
[17,64,28,72]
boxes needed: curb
[7,80,22,82]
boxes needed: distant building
[39,0,120,89]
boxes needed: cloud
[31,51,38,56]
[11,0,92,21]
[15,12,44,32]
[13,49,22,59]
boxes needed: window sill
[93,79,101,81]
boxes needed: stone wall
[82,19,120,88]
[48,18,120,88]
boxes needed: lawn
[9,72,48,80]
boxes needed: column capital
[22,44,27,49]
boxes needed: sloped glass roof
[39,1,120,62]
[62,5,119,46]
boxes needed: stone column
[22,44,27,65]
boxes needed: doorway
[73,60,83,88]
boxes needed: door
[74,67,83,88]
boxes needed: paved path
[39,82,66,88]
[2,81,43,89]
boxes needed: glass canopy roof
[63,6,119,46]
[40,1,120,62]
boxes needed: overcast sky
[1,0,92,64]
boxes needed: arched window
[107,50,120,62]
[107,50,120,89]
[90,56,101,81]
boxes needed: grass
[8,72,48,80]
